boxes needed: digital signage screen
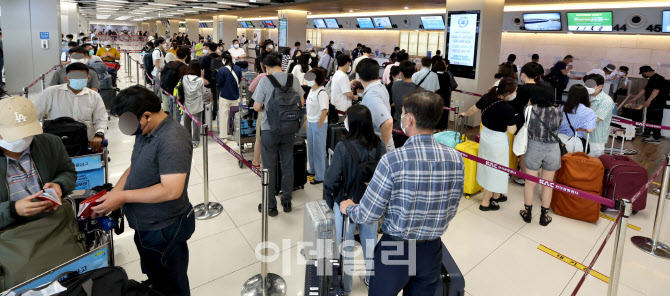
[325,18,339,29]
[241,22,248,28]
[567,12,613,32]
[373,17,393,29]
[357,18,374,29]
[265,20,276,29]
[245,21,254,28]
[421,16,445,30]
[447,11,480,79]
[522,12,562,31]
[662,11,670,33]
[314,19,327,29]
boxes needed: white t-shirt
[306,86,330,123]
[230,47,246,63]
[61,51,69,62]
[152,49,164,77]
[330,70,352,112]
[291,64,310,85]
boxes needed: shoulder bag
[513,107,532,156]
[564,110,591,154]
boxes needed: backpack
[42,267,164,296]
[265,74,302,136]
[342,140,383,204]
[143,48,155,76]
[173,76,185,104]
[160,61,186,94]
[42,117,90,157]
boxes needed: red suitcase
[599,155,648,213]
[551,153,604,223]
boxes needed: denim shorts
[525,139,562,171]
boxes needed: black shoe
[258,203,279,217]
[479,201,500,211]
[492,195,508,202]
[282,202,292,213]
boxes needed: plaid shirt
[6,148,42,202]
[346,134,464,240]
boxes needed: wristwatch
[95,132,105,139]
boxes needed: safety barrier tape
[538,244,610,284]
[599,213,641,231]
[18,64,61,96]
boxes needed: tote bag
[513,107,532,156]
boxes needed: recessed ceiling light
[349,10,353,12]
[149,3,177,7]
[404,7,409,9]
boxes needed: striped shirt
[346,134,464,241]
[6,148,42,202]
[558,104,597,138]
[589,92,616,144]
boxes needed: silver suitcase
[303,200,337,261]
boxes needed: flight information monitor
[325,18,339,29]
[357,18,374,29]
[314,19,327,29]
[421,16,445,30]
[373,17,393,29]
[663,11,670,33]
[523,13,562,31]
[567,12,613,32]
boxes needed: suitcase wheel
[632,210,638,215]
[465,194,471,200]
[239,160,243,168]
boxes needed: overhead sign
[39,32,49,39]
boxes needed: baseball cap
[639,65,654,74]
[103,41,111,46]
[0,97,43,142]
[605,64,616,71]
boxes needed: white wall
[319,29,400,55]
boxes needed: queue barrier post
[608,200,632,296]
[241,169,287,296]
[192,116,224,220]
[631,154,670,259]
[136,59,140,85]
[40,73,46,91]
[22,88,28,98]
[453,105,460,129]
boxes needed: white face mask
[567,62,573,66]
[307,80,316,87]
[400,113,409,135]
[311,53,317,58]
[508,93,517,101]
[344,118,349,132]
[586,87,596,95]
[234,44,240,48]
[71,58,89,65]
[0,136,33,153]
[202,49,209,54]
[268,44,274,50]
[217,49,222,54]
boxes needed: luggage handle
[571,152,591,159]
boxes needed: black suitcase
[304,259,344,296]
[326,123,346,169]
[276,137,307,195]
[43,117,91,157]
[434,242,466,296]
[99,86,117,111]
[620,105,643,123]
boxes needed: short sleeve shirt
[306,86,330,123]
[476,95,515,132]
[526,105,562,143]
[151,49,163,77]
[123,116,193,231]
[330,70,353,112]
[589,92,616,144]
[645,73,668,109]
[252,72,305,131]
[558,104,597,138]
[361,81,393,140]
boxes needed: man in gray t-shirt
[357,58,394,151]
[252,52,305,215]
[91,86,195,295]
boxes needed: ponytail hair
[485,77,517,104]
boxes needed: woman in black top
[387,65,400,118]
[434,60,458,131]
[460,78,518,211]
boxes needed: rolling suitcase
[326,122,346,169]
[599,155,648,213]
[454,118,482,199]
[434,116,465,148]
[99,85,116,111]
[434,243,466,296]
[276,137,308,195]
[303,200,343,296]
[551,153,604,223]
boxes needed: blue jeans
[335,202,377,293]
[307,121,327,181]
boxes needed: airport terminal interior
[2,0,670,295]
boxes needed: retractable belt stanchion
[453,106,460,128]
[193,103,224,220]
[22,88,28,98]
[241,169,287,296]
[608,200,632,296]
[631,154,670,259]
[136,60,140,85]
[40,73,46,91]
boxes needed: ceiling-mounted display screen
[245,21,254,28]
[373,17,392,29]
[357,18,374,29]
[421,16,445,30]
[522,12,562,31]
[325,18,339,29]
[241,22,248,28]
[567,12,613,32]
[264,20,276,29]
[314,19,327,29]
[662,11,670,32]
[447,11,480,79]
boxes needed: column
[446,0,504,126]
[185,19,199,45]
[212,16,219,43]
[157,20,168,38]
[219,15,238,47]
[278,10,307,50]
[1,0,61,94]
[60,2,78,36]
[169,19,180,38]
[148,21,157,37]
[79,17,89,35]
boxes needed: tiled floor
[102,54,670,296]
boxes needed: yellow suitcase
[455,140,483,199]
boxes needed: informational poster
[278,19,288,47]
[447,12,478,67]
[567,12,613,32]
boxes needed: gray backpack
[265,74,301,136]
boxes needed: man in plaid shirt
[340,90,464,295]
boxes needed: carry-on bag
[434,242,466,296]
[302,200,343,296]
[453,118,482,198]
[25,267,164,296]
[434,116,465,148]
[599,155,648,213]
[551,153,604,223]
[42,117,90,157]
[99,86,117,111]
[326,122,346,170]
[276,137,308,195]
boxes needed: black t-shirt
[511,82,555,129]
[259,50,272,72]
[552,61,569,86]
[644,73,668,109]
[476,95,516,133]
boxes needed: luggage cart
[234,104,257,168]
[605,128,638,156]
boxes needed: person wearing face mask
[0,96,81,288]
[229,39,246,64]
[258,40,275,73]
[460,77,518,211]
[60,41,79,65]
[330,54,358,114]
[351,47,372,79]
[215,51,243,140]
[308,50,319,69]
[36,63,107,152]
[392,61,424,147]
[583,74,615,156]
[357,58,394,152]
[304,68,330,185]
[339,91,463,296]
[305,40,313,51]
[628,66,668,144]
[195,38,205,59]
[290,41,301,58]
[92,86,195,296]
[547,55,574,101]
[50,47,100,91]
[324,104,385,293]
[96,41,120,63]
[318,46,335,75]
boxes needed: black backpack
[143,48,155,77]
[265,74,302,136]
[42,117,90,157]
[342,140,383,204]
[160,61,186,94]
[52,267,163,296]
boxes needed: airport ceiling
[69,0,660,21]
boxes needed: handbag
[532,107,568,157]
[513,107,532,156]
[564,110,590,154]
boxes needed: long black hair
[325,46,334,58]
[485,77,517,104]
[297,54,310,73]
[343,105,380,150]
[564,84,590,113]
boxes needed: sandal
[520,204,532,223]
[479,201,500,211]
[310,179,323,185]
[540,206,553,226]
[492,195,508,203]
